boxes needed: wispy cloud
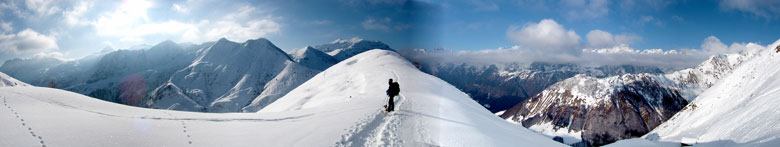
[63,0,92,26]
[25,0,61,17]
[561,0,609,20]
[0,21,12,32]
[720,0,780,20]
[406,34,764,69]
[362,17,409,32]
[468,0,499,11]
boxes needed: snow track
[335,71,407,147]
[334,95,406,147]
[163,111,193,145]
[3,97,46,147]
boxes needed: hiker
[48,80,56,88]
[775,45,779,53]
[386,79,400,112]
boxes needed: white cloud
[0,28,58,54]
[225,5,256,20]
[182,19,280,43]
[506,19,581,54]
[172,3,188,13]
[0,21,12,32]
[177,4,281,43]
[92,1,280,44]
[25,0,61,16]
[700,36,755,55]
[720,0,780,20]
[586,30,641,48]
[63,0,92,26]
[93,0,153,36]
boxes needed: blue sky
[0,0,779,65]
[436,0,780,50]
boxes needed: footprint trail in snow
[335,71,408,146]
[3,97,47,147]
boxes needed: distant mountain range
[0,38,393,112]
[416,61,665,113]
[499,47,758,146]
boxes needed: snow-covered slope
[0,49,564,146]
[241,61,319,112]
[0,72,28,87]
[638,40,780,146]
[260,49,563,146]
[662,51,757,102]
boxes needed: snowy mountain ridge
[148,38,295,112]
[313,38,393,61]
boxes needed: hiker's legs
[387,95,395,111]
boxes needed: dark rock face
[422,62,664,113]
[501,74,688,146]
[553,136,564,143]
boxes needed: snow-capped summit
[313,38,393,61]
[149,37,292,112]
[244,38,278,49]
[0,72,29,87]
[293,46,338,71]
